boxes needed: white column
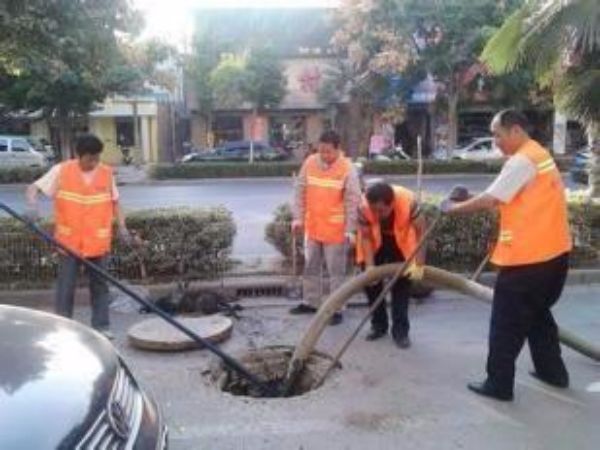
[553,110,567,155]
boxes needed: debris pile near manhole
[209,345,339,398]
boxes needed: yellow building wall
[89,117,121,166]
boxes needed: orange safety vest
[356,186,418,263]
[304,153,352,244]
[54,160,115,258]
[491,140,572,267]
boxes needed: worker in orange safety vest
[441,109,572,401]
[356,182,426,348]
[26,134,132,340]
[290,130,361,326]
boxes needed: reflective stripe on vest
[54,160,115,258]
[356,186,418,263]
[304,154,351,244]
[490,140,572,266]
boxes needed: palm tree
[481,0,600,195]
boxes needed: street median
[148,157,572,180]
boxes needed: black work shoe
[467,381,513,401]
[329,312,343,326]
[529,371,569,389]
[393,335,411,349]
[365,329,387,341]
[289,303,317,315]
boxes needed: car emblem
[108,400,130,440]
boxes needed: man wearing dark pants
[55,255,111,331]
[358,182,425,348]
[26,134,131,340]
[442,109,571,401]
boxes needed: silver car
[0,135,49,168]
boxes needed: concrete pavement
[60,283,600,450]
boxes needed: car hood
[0,305,118,449]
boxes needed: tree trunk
[447,90,459,155]
[587,124,600,197]
[57,112,72,160]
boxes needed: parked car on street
[452,137,503,161]
[570,146,593,185]
[182,141,287,163]
[0,135,50,168]
[0,305,167,449]
[24,136,57,163]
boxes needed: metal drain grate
[235,285,285,298]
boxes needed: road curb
[1,269,599,310]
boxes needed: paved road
[0,175,581,260]
[64,283,600,449]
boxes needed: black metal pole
[0,201,276,397]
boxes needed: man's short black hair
[496,109,530,132]
[319,130,341,149]
[366,182,395,205]
[75,133,104,157]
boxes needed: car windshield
[26,138,46,152]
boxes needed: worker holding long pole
[356,182,426,348]
[25,133,132,340]
[289,130,361,326]
[441,109,572,401]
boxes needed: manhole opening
[208,345,339,398]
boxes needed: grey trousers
[303,239,348,308]
[55,255,110,330]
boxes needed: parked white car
[452,137,503,161]
[0,135,49,168]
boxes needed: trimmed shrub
[0,207,235,289]
[149,156,573,180]
[0,166,48,184]
[264,198,600,272]
[148,162,301,179]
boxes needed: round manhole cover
[128,315,233,351]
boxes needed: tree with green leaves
[482,0,600,195]
[241,46,287,163]
[107,38,178,163]
[0,0,142,158]
[208,46,287,162]
[209,56,248,110]
[188,29,223,148]
[332,0,530,152]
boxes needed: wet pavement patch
[208,345,339,398]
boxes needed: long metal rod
[0,201,276,397]
[313,213,441,389]
[471,253,491,282]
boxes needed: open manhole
[208,345,340,398]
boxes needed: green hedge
[148,162,301,179]
[149,156,572,180]
[0,207,235,289]
[265,198,599,272]
[0,166,48,184]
